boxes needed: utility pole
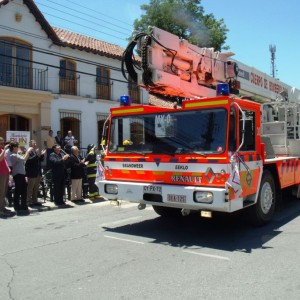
[269,44,276,78]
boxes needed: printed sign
[6,131,30,148]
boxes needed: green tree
[132,0,228,51]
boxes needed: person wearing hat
[84,144,99,199]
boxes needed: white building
[0,0,147,149]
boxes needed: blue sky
[36,0,300,89]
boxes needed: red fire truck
[97,27,300,225]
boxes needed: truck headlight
[105,184,118,194]
[194,191,213,203]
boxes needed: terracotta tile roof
[1,0,125,59]
[52,27,124,60]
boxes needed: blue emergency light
[120,95,131,106]
[216,83,230,96]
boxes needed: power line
[61,0,134,28]
[0,52,129,84]
[42,12,128,42]
[0,25,126,71]
[35,0,134,46]
[36,1,132,36]
[0,31,132,85]
[44,0,133,32]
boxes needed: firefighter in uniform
[85,144,99,199]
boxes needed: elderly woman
[10,142,33,214]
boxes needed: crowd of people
[0,131,102,218]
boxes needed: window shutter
[59,60,66,78]
[96,67,101,84]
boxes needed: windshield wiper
[125,150,148,156]
[191,150,207,157]
[174,147,207,157]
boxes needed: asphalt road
[1,197,300,300]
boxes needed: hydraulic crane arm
[122,27,239,98]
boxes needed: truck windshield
[108,108,227,155]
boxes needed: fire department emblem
[246,172,252,187]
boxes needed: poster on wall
[6,131,31,149]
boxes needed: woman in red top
[0,137,13,217]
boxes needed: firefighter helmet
[87,144,95,153]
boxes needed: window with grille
[59,110,81,147]
[0,38,31,88]
[96,66,110,100]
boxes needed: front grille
[143,193,163,202]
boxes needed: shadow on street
[103,196,300,253]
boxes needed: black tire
[250,170,276,226]
[152,205,182,217]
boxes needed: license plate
[167,194,186,203]
[143,185,162,194]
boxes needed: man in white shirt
[64,130,77,147]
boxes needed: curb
[9,197,107,214]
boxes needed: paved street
[1,197,300,300]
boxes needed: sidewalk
[5,196,107,215]
[33,196,106,211]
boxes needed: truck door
[228,107,237,152]
[237,109,262,197]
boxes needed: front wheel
[250,170,276,226]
